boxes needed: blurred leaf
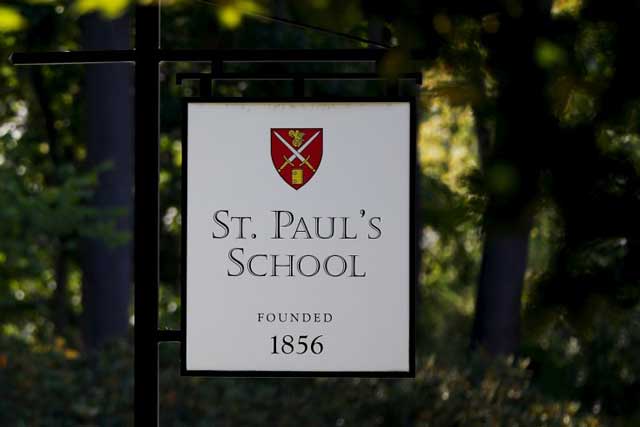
[215,1,266,29]
[536,40,567,69]
[0,5,26,32]
[552,0,583,17]
[73,0,130,18]
[217,4,242,28]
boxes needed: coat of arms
[270,128,323,189]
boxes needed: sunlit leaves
[543,23,615,125]
[0,5,26,32]
[217,4,242,28]
[552,0,583,18]
[417,63,485,345]
[419,104,478,195]
[598,128,640,174]
[419,64,480,194]
[73,0,130,18]
[214,0,266,29]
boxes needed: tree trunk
[80,12,133,350]
[469,4,551,355]
[470,109,536,357]
[470,113,533,355]
[471,221,531,354]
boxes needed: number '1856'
[270,335,324,355]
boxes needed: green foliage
[0,334,606,426]
[0,336,133,426]
[522,308,640,426]
[2,0,640,425]
[160,358,603,427]
[0,5,26,32]
[0,2,130,348]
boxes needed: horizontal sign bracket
[175,71,423,85]
[10,48,431,66]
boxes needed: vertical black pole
[134,3,160,426]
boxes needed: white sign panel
[182,99,414,376]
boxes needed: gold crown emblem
[288,129,305,148]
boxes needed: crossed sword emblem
[274,130,321,173]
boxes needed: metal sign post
[134,5,161,424]
[10,4,424,424]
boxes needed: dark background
[1,0,639,425]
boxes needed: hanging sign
[182,98,415,377]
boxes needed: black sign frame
[181,96,417,378]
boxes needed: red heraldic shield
[271,128,323,190]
